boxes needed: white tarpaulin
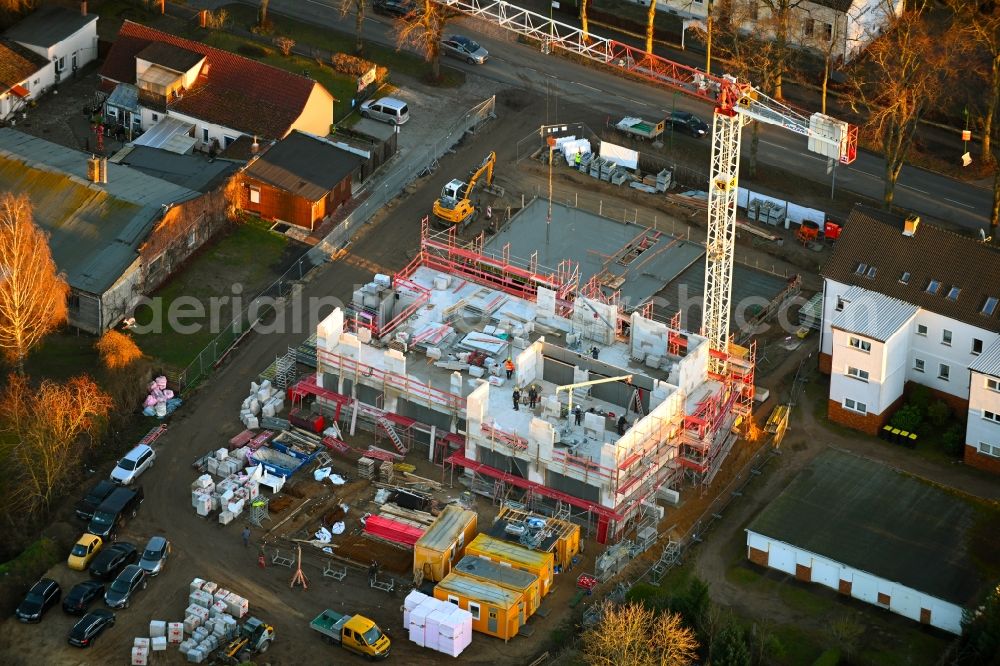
[600,141,638,170]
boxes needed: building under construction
[294,202,756,543]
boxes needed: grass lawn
[132,219,290,370]
[218,3,465,88]
[24,331,103,381]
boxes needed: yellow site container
[553,521,581,572]
[466,534,555,597]
[490,507,581,573]
[454,554,541,618]
[413,505,478,583]
[435,572,526,641]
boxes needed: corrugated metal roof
[747,450,986,606]
[830,285,918,342]
[454,555,537,591]
[106,83,140,113]
[0,129,198,294]
[436,572,521,608]
[466,534,553,570]
[970,338,1000,378]
[414,505,476,553]
[132,116,197,153]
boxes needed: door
[518,602,525,627]
[487,609,498,635]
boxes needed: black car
[75,480,117,521]
[104,564,146,609]
[373,0,415,17]
[62,580,106,615]
[68,609,115,648]
[89,542,138,580]
[15,578,61,623]
[87,486,144,541]
[669,111,710,138]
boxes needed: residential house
[746,449,987,635]
[637,0,902,63]
[239,131,364,230]
[99,21,335,151]
[817,205,1000,474]
[4,3,99,87]
[0,128,232,333]
[335,117,399,182]
[0,40,49,122]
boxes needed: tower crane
[433,0,857,371]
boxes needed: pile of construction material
[239,380,285,429]
[190,462,261,522]
[362,489,438,547]
[358,457,378,480]
[142,375,182,419]
[179,578,250,663]
[629,168,673,194]
[131,620,183,664]
[404,591,473,657]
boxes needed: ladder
[630,388,644,417]
[376,416,408,454]
[274,347,297,389]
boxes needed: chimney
[100,157,108,184]
[80,1,87,16]
[902,214,920,237]
[87,156,99,183]
[199,9,208,29]
[251,135,260,154]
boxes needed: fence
[170,95,497,392]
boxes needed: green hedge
[0,537,60,579]
[812,648,841,666]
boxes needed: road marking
[900,184,930,194]
[849,168,880,178]
[944,197,975,209]
[576,83,601,93]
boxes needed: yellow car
[67,534,103,571]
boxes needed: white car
[110,444,155,485]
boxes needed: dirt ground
[4,69,995,666]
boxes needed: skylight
[855,263,868,275]
[865,266,877,279]
[899,272,910,285]
[926,279,941,294]
[946,286,961,301]
[984,296,999,316]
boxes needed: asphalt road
[211,0,991,232]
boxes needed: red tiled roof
[100,22,326,139]
[0,39,48,94]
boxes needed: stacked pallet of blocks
[379,460,395,483]
[404,590,473,657]
[179,578,248,663]
[358,457,377,480]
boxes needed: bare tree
[580,0,590,43]
[646,0,659,53]
[849,8,948,208]
[582,602,698,666]
[754,0,809,100]
[952,1,1000,161]
[0,193,69,371]
[396,0,448,82]
[1,373,112,515]
[339,0,369,54]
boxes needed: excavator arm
[463,151,496,199]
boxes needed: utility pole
[705,0,713,75]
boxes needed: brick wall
[748,547,768,567]
[795,564,812,582]
[818,352,832,375]
[828,399,886,435]
[964,445,1000,474]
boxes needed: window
[987,377,1000,392]
[866,266,877,279]
[926,279,941,294]
[55,56,65,72]
[749,1,759,20]
[947,286,961,301]
[249,186,260,204]
[68,293,81,310]
[447,595,459,606]
[106,106,118,119]
[151,113,159,122]
[187,231,197,248]
[844,398,867,414]
[942,330,952,346]
[973,338,983,355]
[847,366,869,382]
[855,263,868,275]
[916,324,927,336]
[224,135,236,148]
[71,53,77,70]
[835,297,845,312]
[468,602,481,621]
[979,442,1000,457]
[984,410,1000,424]
[913,358,925,373]
[822,22,833,41]
[899,272,911,285]
[804,18,814,37]
[848,337,871,352]
[202,128,209,142]
[939,364,950,381]
[983,296,999,316]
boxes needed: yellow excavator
[432,151,497,227]
[223,617,274,663]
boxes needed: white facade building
[0,41,50,122]
[819,206,1000,474]
[4,4,99,84]
[746,450,985,635]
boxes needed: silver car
[138,536,171,576]
[441,35,488,65]
[109,444,155,485]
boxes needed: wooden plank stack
[358,456,378,480]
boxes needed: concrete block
[133,637,150,649]
[151,636,167,651]
[189,578,206,594]
[131,647,149,665]
[149,620,166,637]
[168,622,184,644]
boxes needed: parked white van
[360,97,410,125]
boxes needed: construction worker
[242,526,251,548]
[504,357,515,380]
[528,385,538,409]
[590,346,600,360]
[574,406,582,426]
[617,415,628,436]
[575,150,582,167]
[512,387,521,411]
